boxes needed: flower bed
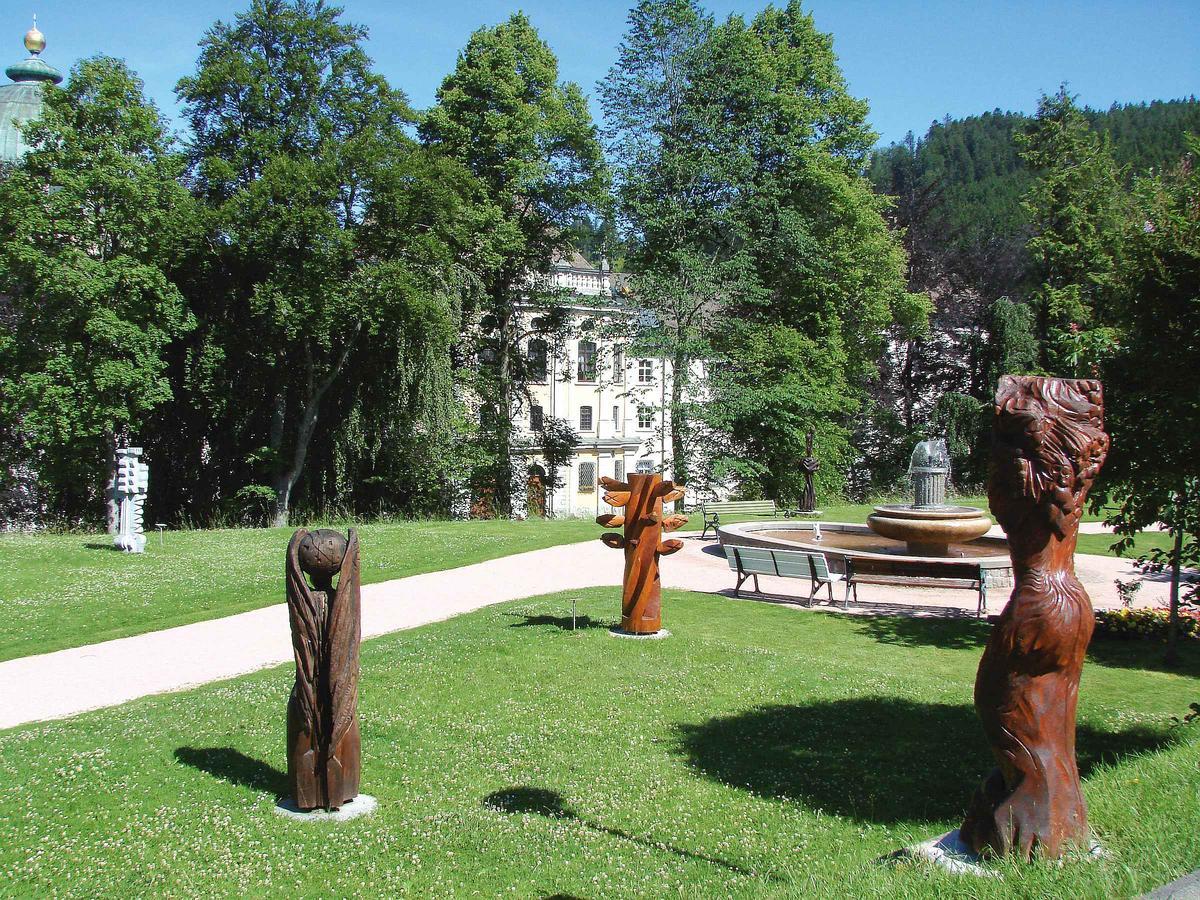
[1094,606,1200,641]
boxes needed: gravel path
[0,532,1174,730]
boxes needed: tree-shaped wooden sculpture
[596,473,688,634]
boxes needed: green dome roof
[1,24,63,164]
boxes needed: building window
[612,405,619,428]
[638,406,654,429]
[530,404,544,431]
[612,348,624,382]
[527,338,548,382]
[579,405,593,431]
[615,459,624,481]
[579,462,595,492]
[578,340,597,382]
[638,359,654,383]
[636,459,654,474]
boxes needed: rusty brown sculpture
[960,376,1109,859]
[596,473,688,634]
[285,528,362,811]
[798,429,820,514]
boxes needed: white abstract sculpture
[114,447,149,553]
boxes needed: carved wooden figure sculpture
[285,528,362,811]
[798,429,820,514]
[960,376,1109,859]
[596,473,688,634]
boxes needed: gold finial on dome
[24,16,46,56]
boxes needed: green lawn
[0,500,1167,664]
[0,588,1196,897]
[0,518,593,662]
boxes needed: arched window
[577,340,597,382]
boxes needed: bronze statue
[798,430,820,514]
[285,528,362,811]
[960,376,1109,859]
[596,473,687,634]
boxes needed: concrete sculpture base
[274,794,377,822]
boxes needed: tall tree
[176,0,476,525]
[1096,139,1200,665]
[601,0,748,491]
[0,56,195,525]
[1020,88,1128,376]
[421,12,607,517]
[692,3,930,501]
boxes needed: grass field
[0,518,592,662]
[0,498,1168,663]
[0,587,1196,898]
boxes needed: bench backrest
[847,556,981,582]
[724,545,830,580]
[703,500,777,516]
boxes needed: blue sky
[4,0,1198,147]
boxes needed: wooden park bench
[723,544,842,605]
[843,556,988,617]
[699,500,779,539]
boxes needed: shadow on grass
[483,787,764,878]
[854,609,1200,675]
[1087,637,1200,677]
[83,542,122,552]
[675,697,1175,825]
[853,615,991,651]
[507,614,610,632]
[174,747,288,796]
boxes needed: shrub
[1094,606,1200,642]
[230,485,277,528]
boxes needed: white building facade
[511,253,700,518]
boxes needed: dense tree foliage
[604,0,927,503]
[169,0,484,525]
[1095,141,1200,660]
[0,57,195,525]
[1020,89,1128,375]
[0,0,1195,534]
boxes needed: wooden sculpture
[596,473,688,634]
[285,528,362,811]
[960,376,1109,859]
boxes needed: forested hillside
[860,97,1200,493]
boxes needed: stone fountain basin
[867,504,993,548]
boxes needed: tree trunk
[670,345,690,491]
[269,390,287,454]
[1165,523,1183,668]
[105,431,120,534]
[270,329,359,528]
[492,289,515,519]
